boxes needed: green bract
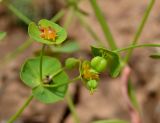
[28,19,67,45]
[91,46,122,77]
[91,56,107,73]
[20,56,69,103]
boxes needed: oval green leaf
[28,19,67,45]
[20,56,68,103]
[91,46,122,77]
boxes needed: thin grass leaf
[90,0,117,50]
[7,3,32,25]
[50,9,65,22]
[125,0,155,62]
[128,80,140,111]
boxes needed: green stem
[7,3,32,25]
[125,0,155,62]
[114,43,160,52]
[90,0,117,50]
[66,92,80,123]
[51,9,65,22]
[40,44,46,81]
[50,68,64,78]
[7,95,34,123]
[75,11,105,47]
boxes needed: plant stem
[7,3,32,25]
[7,95,34,123]
[124,0,155,62]
[114,43,160,52]
[50,68,64,78]
[90,0,117,50]
[76,11,105,47]
[40,44,46,81]
[43,76,81,88]
[66,92,80,123]
[51,9,65,22]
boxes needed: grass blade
[125,0,155,62]
[90,0,117,50]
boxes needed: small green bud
[65,58,79,69]
[91,56,107,73]
[87,80,98,94]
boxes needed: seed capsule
[91,56,107,73]
[87,79,98,94]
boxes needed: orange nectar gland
[82,62,99,80]
[39,26,57,41]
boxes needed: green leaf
[32,71,68,103]
[92,119,129,123]
[20,56,68,103]
[28,19,67,45]
[150,53,160,59]
[91,46,122,77]
[0,32,6,41]
[50,41,80,53]
[128,80,140,111]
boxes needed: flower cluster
[81,61,99,80]
[39,26,57,41]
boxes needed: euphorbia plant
[7,19,124,123]
[5,0,160,123]
[7,19,69,122]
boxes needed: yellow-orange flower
[81,62,99,80]
[39,26,57,41]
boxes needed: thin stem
[50,9,65,22]
[50,68,65,78]
[90,0,117,50]
[66,92,80,123]
[40,44,46,81]
[7,95,34,123]
[75,11,105,47]
[114,43,160,52]
[7,3,32,25]
[125,0,155,62]
[43,76,81,88]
